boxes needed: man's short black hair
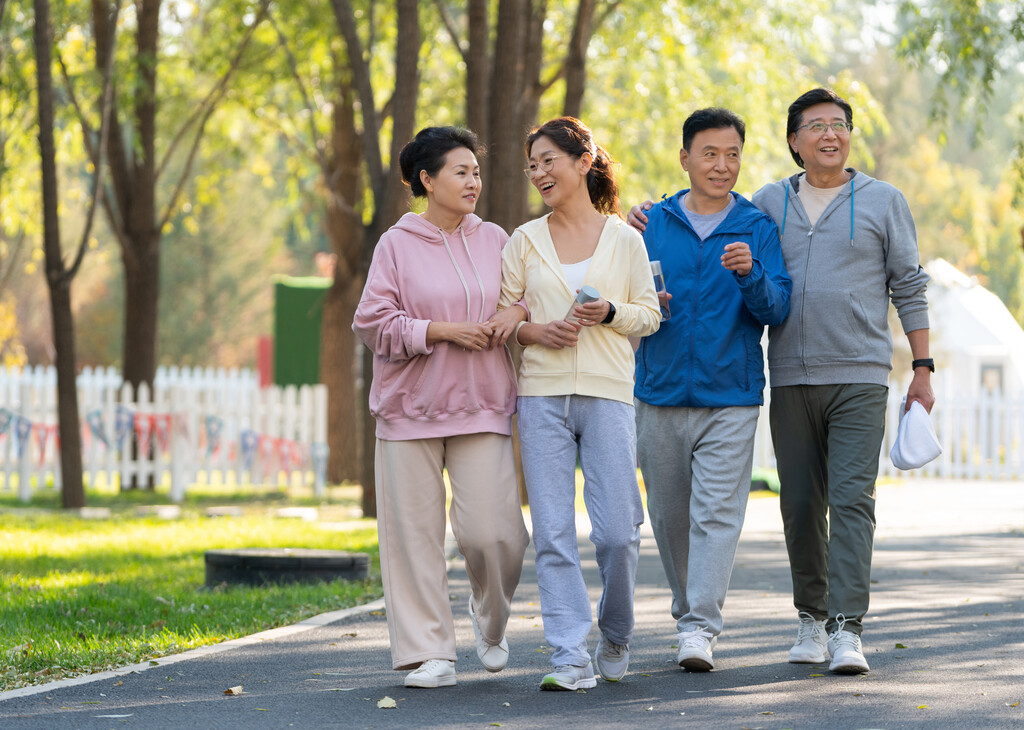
[682,108,746,151]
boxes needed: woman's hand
[518,320,582,350]
[571,297,611,327]
[485,306,527,349]
[426,321,494,351]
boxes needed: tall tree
[79,0,269,394]
[33,0,116,508]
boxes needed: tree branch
[330,0,386,200]
[431,0,468,63]
[266,6,329,173]
[157,0,271,232]
[65,0,122,284]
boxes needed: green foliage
[0,507,380,690]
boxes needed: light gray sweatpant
[636,400,759,637]
[517,395,644,668]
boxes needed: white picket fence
[752,378,1024,480]
[0,366,328,501]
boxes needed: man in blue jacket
[634,108,791,672]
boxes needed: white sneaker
[789,611,829,664]
[468,597,509,672]
[404,659,457,688]
[595,635,629,681]
[677,627,717,672]
[827,625,870,674]
[540,661,597,691]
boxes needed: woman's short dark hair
[399,126,482,198]
[526,117,620,216]
[786,88,854,168]
[682,108,746,151]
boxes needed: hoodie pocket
[802,290,867,364]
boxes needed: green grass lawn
[0,485,380,691]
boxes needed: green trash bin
[273,276,331,386]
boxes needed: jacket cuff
[411,319,433,355]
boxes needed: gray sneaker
[789,611,829,664]
[540,661,597,691]
[595,635,629,681]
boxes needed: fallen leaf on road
[808,674,824,678]
[502,702,510,707]
[640,673,651,677]
[645,707,653,711]
[113,681,123,687]
[895,643,908,649]
[256,708,268,711]
[1007,701,1021,707]
[377,696,397,709]
[759,711,775,715]
[224,686,243,696]
[342,632,357,637]
[917,705,929,709]
[490,724,501,727]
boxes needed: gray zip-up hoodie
[751,169,929,388]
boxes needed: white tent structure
[923,258,1024,399]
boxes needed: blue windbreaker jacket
[634,190,792,408]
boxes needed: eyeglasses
[523,155,567,178]
[797,121,854,135]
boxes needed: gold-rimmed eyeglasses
[523,155,567,178]
[797,121,854,135]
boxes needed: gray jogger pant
[517,395,644,668]
[636,401,759,637]
[769,383,888,636]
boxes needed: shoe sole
[789,652,828,664]
[405,676,457,688]
[540,677,598,691]
[678,656,714,672]
[830,661,869,675]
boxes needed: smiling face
[680,126,742,213]
[421,146,481,219]
[788,102,851,177]
[526,135,589,209]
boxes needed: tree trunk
[466,0,490,216]
[485,0,529,234]
[321,81,364,483]
[35,0,86,509]
[562,0,596,119]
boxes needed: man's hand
[626,200,655,232]
[721,242,752,276]
[905,370,935,413]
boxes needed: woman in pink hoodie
[352,127,529,689]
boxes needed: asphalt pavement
[1,479,1022,729]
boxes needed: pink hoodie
[353,212,517,440]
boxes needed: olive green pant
[769,384,888,636]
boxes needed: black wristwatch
[601,302,616,324]
[912,358,935,372]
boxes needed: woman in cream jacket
[499,117,660,691]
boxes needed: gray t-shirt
[680,193,735,240]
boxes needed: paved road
[2,480,1022,729]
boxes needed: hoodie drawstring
[438,225,488,322]
[459,227,487,322]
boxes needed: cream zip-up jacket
[499,214,660,405]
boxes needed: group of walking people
[352,86,935,691]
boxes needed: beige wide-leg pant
[375,432,529,670]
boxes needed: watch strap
[912,358,935,372]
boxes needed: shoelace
[679,627,713,648]
[412,659,451,675]
[795,611,823,642]
[828,613,859,647]
[602,642,627,659]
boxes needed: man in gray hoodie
[751,87,935,675]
